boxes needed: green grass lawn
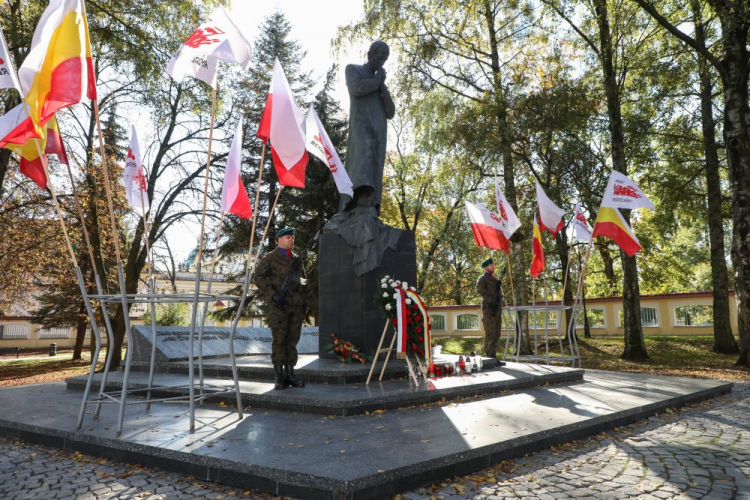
[435,335,750,382]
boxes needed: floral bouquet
[374,275,431,363]
[325,333,372,363]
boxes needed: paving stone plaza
[1,381,747,500]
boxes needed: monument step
[2,372,732,500]
[131,353,500,385]
[65,361,584,416]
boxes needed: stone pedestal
[318,229,417,358]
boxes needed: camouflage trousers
[482,308,502,357]
[268,304,304,365]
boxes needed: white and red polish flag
[0,103,39,147]
[536,181,565,236]
[0,26,21,92]
[166,6,252,88]
[304,105,353,197]
[571,203,591,243]
[465,201,510,253]
[123,125,149,214]
[494,180,521,240]
[220,118,253,218]
[600,170,655,211]
[257,58,308,188]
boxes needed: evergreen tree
[219,12,346,322]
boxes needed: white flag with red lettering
[494,180,521,240]
[536,181,565,236]
[571,203,591,242]
[465,201,510,253]
[305,106,353,197]
[220,118,253,218]
[600,170,655,211]
[256,58,308,188]
[166,6,252,88]
[123,125,149,214]
[0,27,21,92]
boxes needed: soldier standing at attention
[476,258,505,367]
[254,227,307,390]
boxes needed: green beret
[481,258,493,268]
[276,227,295,239]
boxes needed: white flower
[393,293,400,299]
[385,304,392,311]
[402,282,408,289]
[383,292,389,298]
[381,283,388,289]
[394,280,401,286]
[410,286,416,292]
[405,298,412,305]
[381,276,389,283]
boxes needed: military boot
[273,364,286,390]
[284,364,305,388]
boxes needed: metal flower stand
[74,262,245,436]
[502,280,582,367]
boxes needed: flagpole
[137,183,160,411]
[507,246,516,307]
[186,86,218,432]
[27,142,104,430]
[195,209,226,401]
[252,186,284,264]
[224,142,268,416]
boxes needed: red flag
[45,116,68,165]
[220,118,253,218]
[465,201,510,253]
[530,217,545,278]
[257,58,308,187]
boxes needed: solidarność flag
[465,200,510,253]
[123,125,149,214]
[305,105,353,197]
[536,181,565,236]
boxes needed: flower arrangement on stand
[325,333,372,363]
[373,275,431,367]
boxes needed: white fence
[37,326,74,339]
[0,323,31,340]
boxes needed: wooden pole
[507,246,516,306]
[561,243,575,303]
[187,86,218,432]
[245,143,266,268]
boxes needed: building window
[456,313,479,331]
[618,307,658,327]
[577,309,605,328]
[675,305,713,326]
[430,314,446,331]
[531,311,558,329]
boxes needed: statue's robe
[344,63,396,211]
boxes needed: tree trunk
[692,0,738,354]
[595,0,648,361]
[72,303,88,360]
[722,60,750,368]
[555,232,575,338]
[484,0,530,354]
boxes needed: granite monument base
[318,228,417,358]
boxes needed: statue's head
[367,41,390,70]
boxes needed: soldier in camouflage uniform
[476,258,505,367]
[254,227,308,390]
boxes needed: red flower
[419,348,425,356]
[418,336,424,342]
[342,348,349,357]
[415,326,423,334]
[392,318,398,326]
[415,315,422,322]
